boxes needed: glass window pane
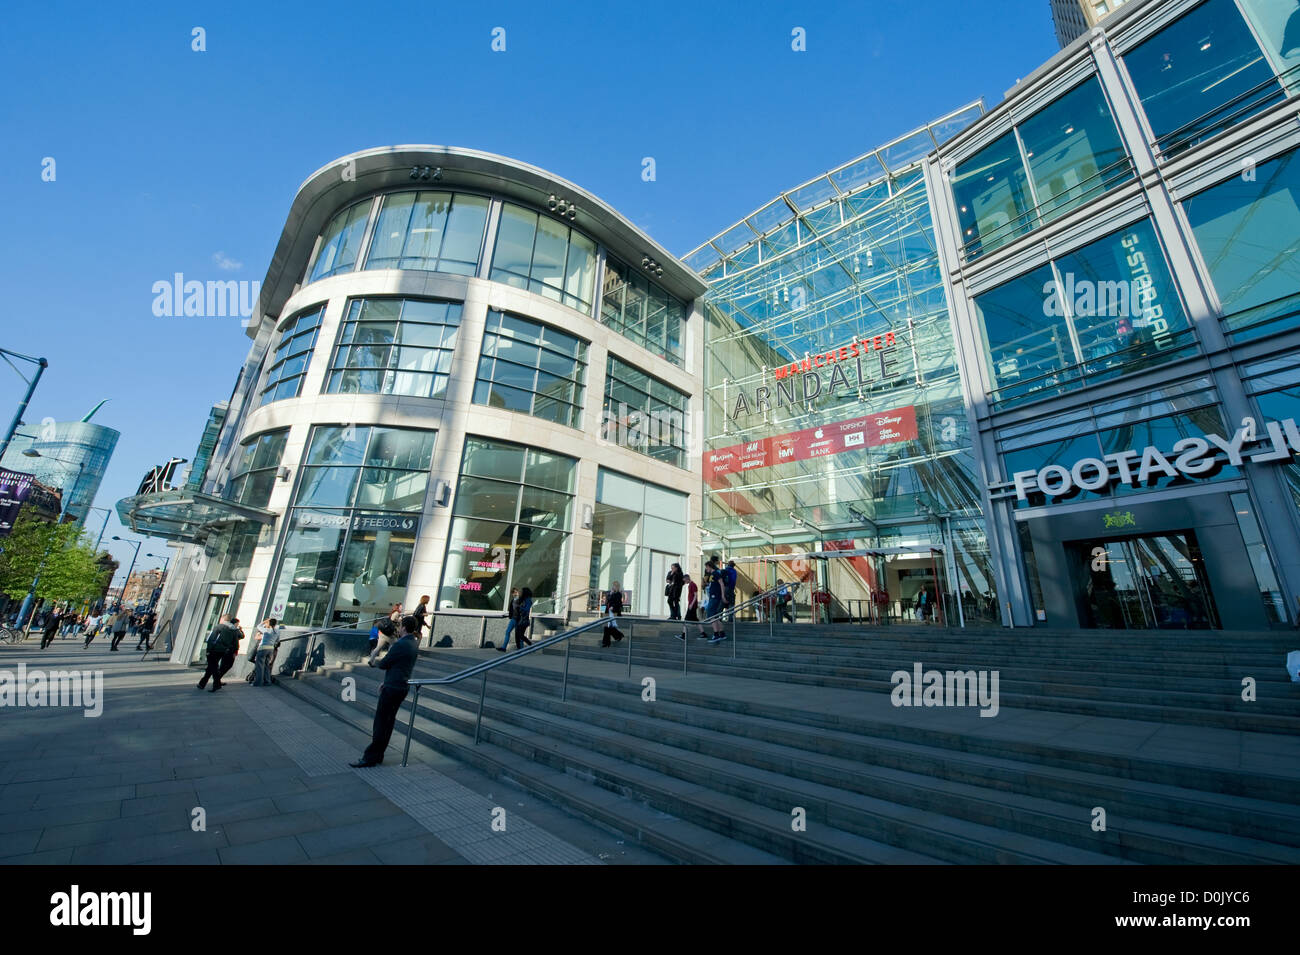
[951,131,1034,258]
[564,230,597,309]
[1124,0,1281,154]
[490,204,537,283]
[297,465,359,507]
[401,192,452,268]
[1018,76,1130,223]
[453,476,519,521]
[530,215,569,302]
[365,193,415,269]
[439,518,516,611]
[356,467,429,511]
[525,448,576,493]
[440,194,489,269]
[975,265,1070,398]
[462,438,525,482]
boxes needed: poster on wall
[0,469,35,538]
[269,557,298,619]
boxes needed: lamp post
[144,553,171,611]
[112,536,143,612]
[0,349,48,463]
[83,506,113,551]
[16,450,84,633]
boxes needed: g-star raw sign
[728,332,906,420]
[1010,417,1300,502]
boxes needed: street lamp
[83,505,113,551]
[112,536,143,612]
[0,349,48,463]
[144,552,171,612]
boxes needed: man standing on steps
[351,615,420,768]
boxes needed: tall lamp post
[16,450,84,632]
[112,536,142,612]
[144,553,171,611]
[0,349,48,463]
[83,506,113,552]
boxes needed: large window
[364,191,488,275]
[602,356,689,468]
[259,306,324,406]
[269,425,435,628]
[306,200,371,283]
[601,255,687,367]
[975,220,1191,404]
[588,469,688,615]
[473,311,587,427]
[226,430,288,509]
[950,77,1130,260]
[1123,0,1285,157]
[325,298,461,399]
[438,438,576,614]
[1184,147,1300,335]
[489,203,597,312]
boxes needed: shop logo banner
[704,405,918,481]
[0,469,35,538]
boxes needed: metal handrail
[139,618,173,661]
[398,580,799,766]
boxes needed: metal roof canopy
[116,489,276,543]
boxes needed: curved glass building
[124,147,705,660]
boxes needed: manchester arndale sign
[1010,417,1300,502]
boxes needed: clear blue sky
[0,0,1058,582]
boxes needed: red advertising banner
[703,405,918,482]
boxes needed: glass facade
[439,438,576,614]
[951,77,1131,260]
[325,298,461,399]
[364,191,488,274]
[601,254,688,367]
[260,306,324,406]
[490,203,597,313]
[1,420,120,527]
[1122,0,1287,156]
[602,356,689,468]
[307,200,371,282]
[975,219,1192,405]
[226,430,288,509]
[473,311,587,428]
[588,469,688,615]
[269,426,435,627]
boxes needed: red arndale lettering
[734,332,904,421]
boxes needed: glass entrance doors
[191,586,235,663]
[1070,531,1219,629]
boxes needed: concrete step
[280,669,931,864]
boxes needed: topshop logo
[1010,417,1300,502]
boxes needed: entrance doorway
[191,585,236,663]
[1068,531,1218,629]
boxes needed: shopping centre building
[121,0,1300,653]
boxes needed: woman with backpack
[514,587,534,649]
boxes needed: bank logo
[843,431,864,448]
[1102,510,1136,529]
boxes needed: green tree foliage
[0,513,111,604]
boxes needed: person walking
[108,608,131,651]
[81,612,102,648]
[40,609,61,650]
[369,605,402,665]
[134,610,156,651]
[721,560,738,622]
[250,617,281,686]
[683,574,699,621]
[776,579,794,623]
[665,563,684,620]
[601,583,623,647]
[350,615,420,768]
[497,588,521,652]
[413,594,431,640]
[515,587,534,648]
[197,614,241,691]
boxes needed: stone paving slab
[0,641,647,864]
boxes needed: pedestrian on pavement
[684,559,726,643]
[601,583,623,647]
[722,560,738,621]
[776,579,794,624]
[198,614,241,691]
[81,612,102,648]
[109,609,131,651]
[216,618,245,684]
[134,611,156,651]
[413,594,430,640]
[515,587,534,648]
[665,562,684,620]
[40,610,61,650]
[350,615,420,768]
[369,609,400,665]
[250,617,281,686]
[497,588,521,652]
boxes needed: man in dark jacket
[666,563,684,620]
[198,615,240,691]
[351,615,420,767]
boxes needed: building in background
[122,568,164,608]
[0,403,119,527]
[927,0,1300,629]
[121,147,705,664]
[1050,0,1135,47]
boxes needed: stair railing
[399,581,799,767]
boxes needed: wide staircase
[278,618,1300,864]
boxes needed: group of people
[27,606,157,652]
[197,614,282,691]
[367,596,434,662]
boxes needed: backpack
[377,618,397,637]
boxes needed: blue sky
[0,0,1058,583]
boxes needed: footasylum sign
[1009,417,1300,502]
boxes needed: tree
[0,513,111,607]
